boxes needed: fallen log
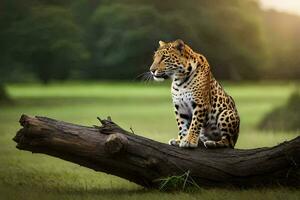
[13,115,300,188]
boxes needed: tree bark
[13,115,300,188]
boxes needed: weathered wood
[13,115,300,188]
[105,133,128,155]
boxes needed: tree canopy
[1,0,300,84]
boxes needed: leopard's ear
[159,40,166,47]
[174,39,185,52]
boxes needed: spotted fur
[149,39,240,148]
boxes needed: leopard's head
[149,39,192,81]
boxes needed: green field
[0,82,299,200]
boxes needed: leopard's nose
[150,62,157,74]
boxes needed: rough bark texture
[13,115,300,188]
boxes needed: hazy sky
[260,0,300,16]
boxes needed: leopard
[149,39,240,148]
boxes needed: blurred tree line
[1,0,300,98]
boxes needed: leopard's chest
[172,86,194,114]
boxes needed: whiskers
[135,71,153,84]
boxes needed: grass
[155,170,201,191]
[0,81,299,200]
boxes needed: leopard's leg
[179,104,207,148]
[204,110,240,148]
[169,105,190,146]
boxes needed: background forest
[1,0,300,91]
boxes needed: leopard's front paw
[168,138,180,146]
[179,136,198,148]
[204,140,216,148]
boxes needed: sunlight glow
[260,0,300,16]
